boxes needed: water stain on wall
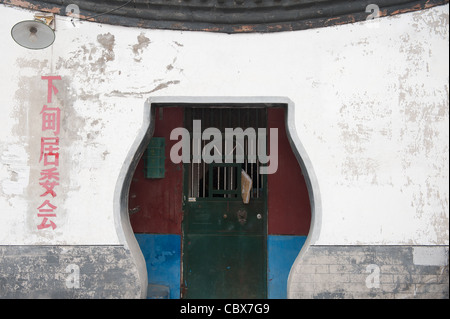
[55,33,116,79]
[11,74,88,239]
[95,32,115,73]
[132,33,151,62]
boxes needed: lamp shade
[11,20,55,50]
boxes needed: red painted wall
[129,106,184,234]
[267,107,311,236]
[129,106,310,236]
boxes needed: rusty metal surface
[1,0,448,33]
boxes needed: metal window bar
[186,106,266,200]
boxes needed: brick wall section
[2,244,448,298]
[0,245,143,298]
[289,246,449,299]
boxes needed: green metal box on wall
[144,137,165,178]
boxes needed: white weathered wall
[0,4,448,246]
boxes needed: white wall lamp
[11,13,55,50]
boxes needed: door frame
[123,96,321,298]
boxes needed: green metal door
[182,107,268,299]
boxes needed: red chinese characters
[37,76,61,230]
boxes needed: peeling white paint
[0,144,29,196]
[0,4,448,246]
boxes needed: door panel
[184,201,266,235]
[182,107,268,299]
[183,191,267,298]
[183,233,266,299]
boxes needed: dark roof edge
[1,0,448,33]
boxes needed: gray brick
[290,292,314,299]
[348,273,368,283]
[392,274,414,284]
[313,273,350,283]
[294,264,329,274]
[414,283,449,294]
[315,265,329,273]
[413,291,449,299]
[352,292,395,299]
[380,283,415,294]
[380,264,410,274]
[410,274,439,284]
[437,271,449,284]
[313,281,346,292]
[294,264,316,274]
[393,293,415,299]
[0,245,143,299]
[380,274,395,283]
[343,282,374,292]
[292,282,314,292]
[292,273,315,283]
[329,264,364,274]
[288,245,449,299]
[313,290,347,299]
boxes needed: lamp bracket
[34,13,55,30]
